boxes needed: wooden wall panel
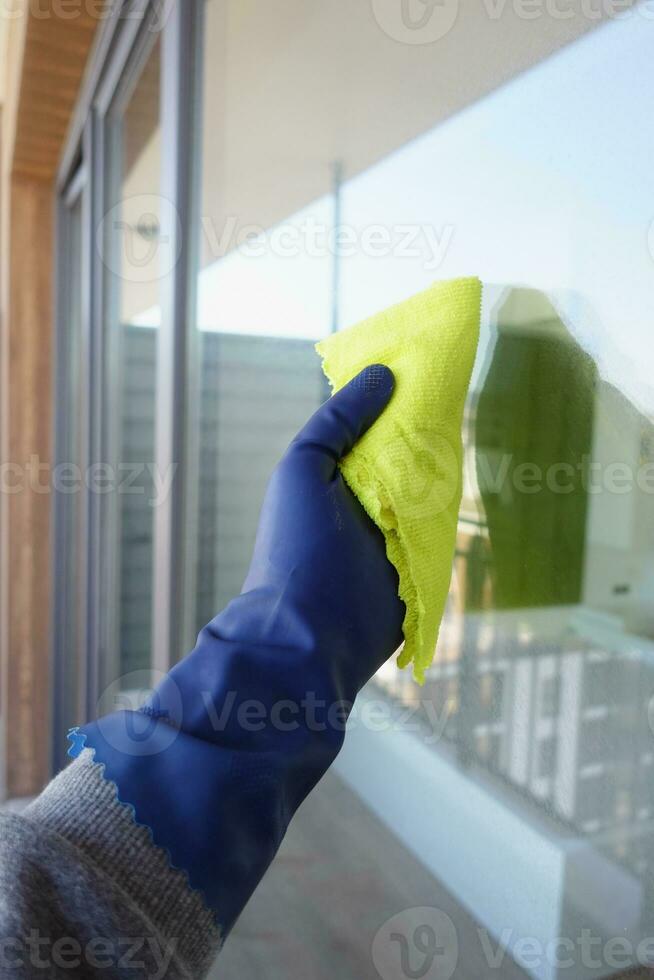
[13,7,104,180]
[1,3,103,796]
[4,177,54,795]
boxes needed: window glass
[102,38,162,685]
[191,3,654,976]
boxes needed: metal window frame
[51,158,92,772]
[153,0,205,670]
[52,0,203,769]
[94,5,164,698]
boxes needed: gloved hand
[69,364,404,937]
[241,359,404,690]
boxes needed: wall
[0,2,102,797]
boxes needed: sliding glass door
[54,5,171,740]
[99,33,163,690]
[54,2,654,976]
[183,4,654,977]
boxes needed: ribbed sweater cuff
[24,749,222,977]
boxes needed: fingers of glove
[289,364,394,474]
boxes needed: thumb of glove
[292,363,395,477]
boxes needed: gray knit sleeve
[0,750,222,979]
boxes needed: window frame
[51,160,91,771]
[52,0,204,768]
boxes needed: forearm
[1,365,402,972]
[68,588,353,940]
[0,587,353,980]
[0,590,341,978]
[0,750,220,979]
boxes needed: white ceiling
[120,0,626,324]
[197,0,619,266]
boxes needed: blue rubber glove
[69,363,404,936]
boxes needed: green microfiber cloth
[316,277,482,684]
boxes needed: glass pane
[102,38,161,686]
[184,4,336,643]
[191,5,654,978]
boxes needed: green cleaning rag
[316,277,482,684]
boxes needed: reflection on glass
[476,290,597,611]
[192,334,326,626]
[104,39,161,683]
[185,2,654,976]
[182,0,335,645]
